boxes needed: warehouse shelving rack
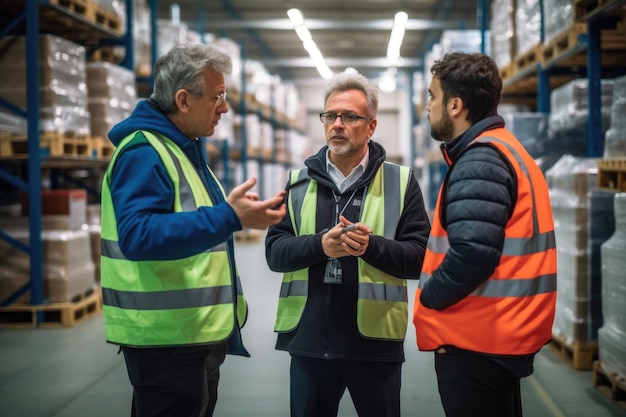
[0,0,150,319]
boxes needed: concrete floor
[1,235,625,417]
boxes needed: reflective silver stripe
[101,238,227,259]
[382,163,401,239]
[359,282,408,302]
[101,238,125,259]
[418,271,431,289]
[471,273,557,297]
[290,169,310,235]
[102,285,233,310]
[502,232,556,256]
[152,134,197,212]
[279,279,308,298]
[417,271,556,297]
[426,235,450,254]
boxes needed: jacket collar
[441,115,505,164]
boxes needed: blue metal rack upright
[0,0,141,321]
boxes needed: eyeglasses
[319,112,371,125]
[214,91,228,106]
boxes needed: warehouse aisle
[0,234,624,417]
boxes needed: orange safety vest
[413,127,557,355]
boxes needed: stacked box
[598,193,626,377]
[86,62,137,140]
[542,0,575,46]
[547,155,616,343]
[0,34,89,135]
[515,0,542,54]
[604,75,626,158]
[0,226,96,304]
[490,0,517,68]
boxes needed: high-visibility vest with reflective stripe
[413,128,557,354]
[275,162,411,340]
[100,131,247,347]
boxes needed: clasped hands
[227,177,286,229]
[322,215,372,258]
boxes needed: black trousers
[289,354,402,417]
[434,349,523,417]
[121,342,228,417]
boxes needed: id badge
[324,258,343,284]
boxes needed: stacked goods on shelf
[547,156,616,346]
[604,74,626,158]
[0,35,90,145]
[86,62,137,157]
[501,111,552,169]
[597,193,626,379]
[542,0,575,46]
[0,190,97,304]
[513,0,542,71]
[547,79,614,161]
[490,0,517,75]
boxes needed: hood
[442,115,505,163]
[108,99,191,149]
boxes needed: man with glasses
[100,43,286,417]
[265,72,431,417]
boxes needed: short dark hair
[431,52,502,124]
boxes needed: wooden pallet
[498,62,515,82]
[0,288,102,328]
[574,0,626,20]
[598,158,626,192]
[593,360,626,409]
[542,23,589,64]
[512,43,542,75]
[549,334,598,370]
[0,131,92,158]
[90,136,115,159]
[48,0,122,34]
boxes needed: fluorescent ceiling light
[387,11,407,65]
[287,8,333,79]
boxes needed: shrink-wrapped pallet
[490,0,517,68]
[604,75,626,158]
[0,228,96,304]
[0,34,90,135]
[547,155,616,343]
[86,62,137,139]
[598,193,626,377]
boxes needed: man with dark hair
[413,52,557,417]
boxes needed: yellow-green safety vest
[100,130,247,347]
[274,162,411,341]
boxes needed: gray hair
[323,72,378,118]
[151,43,233,114]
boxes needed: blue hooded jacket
[107,99,249,356]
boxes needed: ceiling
[154,0,487,84]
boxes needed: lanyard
[332,188,358,224]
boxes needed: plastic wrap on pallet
[440,30,489,55]
[515,0,542,54]
[598,193,626,376]
[490,0,516,68]
[604,75,626,158]
[213,37,242,94]
[0,227,96,304]
[86,62,137,139]
[548,78,614,134]
[542,0,574,46]
[501,112,549,159]
[0,34,90,135]
[547,155,616,344]
[0,110,27,134]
